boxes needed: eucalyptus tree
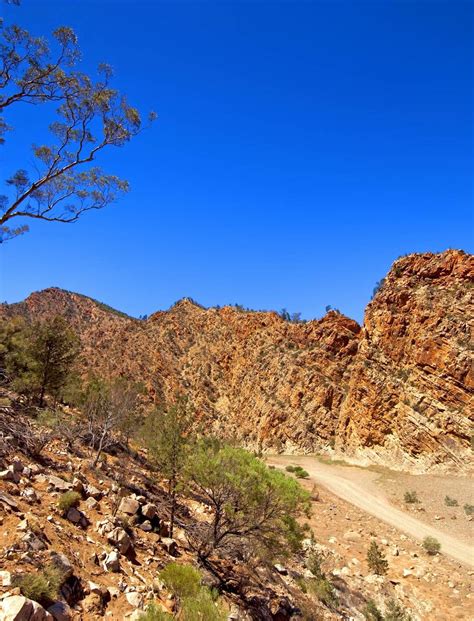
[0,8,155,241]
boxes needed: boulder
[85,485,102,500]
[125,591,144,608]
[139,521,152,532]
[49,552,73,580]
[81,593,103,615]
[0,467,20,484]
[0,595,53,620]
[118,497,140,515]
[343,531,361,542]
[48,476,72,492]
[103,550,120,572]
[47,601,72,621]
[71,478,84,494]
[84,497,99,511]
[96,518,114,535]
[161,537,178,556]
[0,570,12,586]
[12,459,24,473]
[141,504,157,520]
[21,488,39,504]
[66,508,82,524]
[107,527,132,554]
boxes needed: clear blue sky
[1,0,472,322]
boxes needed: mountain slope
[2,249,472,473]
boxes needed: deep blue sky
[1,0,472,322]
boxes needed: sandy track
[268,455,474,568]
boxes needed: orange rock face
[338,249,473,472]
[1,249,472,473]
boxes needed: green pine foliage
[367,541,388,575]
[0,316,79,406]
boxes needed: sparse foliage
[181,588,226,621]
[0,14,155,241]
[463,503,474,516]
[295,467,309,479]
[444,495,458,507]
[12,566,62,607]
[83,376,142,467]
[159,563,201,600]
[371,278,386,300]
[138,603,173,621]
[363,599,384,621]
[422,536,441,556]
[57,490,81,515]
[384,598,412,621]
[302,551,338,608]
[187,442,311,560]
[141,395,193,537]
[367,540,388,575]
[158,563,225,621]
[403,490,419,504]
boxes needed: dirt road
[267,455,474,568]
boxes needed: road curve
[267,455,474,568]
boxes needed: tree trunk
[92,429,107,468]
[169,481,176,539]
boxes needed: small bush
[159,563,201,600]
[181,588,226,621]
[444,495,458,507]
[463,503,474,516]
[306,576,338,607]
[138,602,173,620]
[57,491,81,514]
[13,567,62,607]
[295,468,309,479]
[422,536,441,556]
[384,598,412,620]
[367,541,388,575]
[285,465,297,472]
[306,550,324,579]
[403,491,419,504]
[363,599,384,621]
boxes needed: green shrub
[57,491,81,514]
[138,602,173,620]
[444,495,458,507]
[367,541,388,575]
[13,567,62,607]
[295,468,309,479]
[403,491,419,504]
[306,576,338,607]
[463,503,474,516]
[384,598,412,620]
[306,550,324,579]
[422,536,441,556]
[181,588,226,621]
[285,465,297,472]
[159,563,201,599]
[363,599,384,621]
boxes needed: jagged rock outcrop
[1,249,472,473]
[337,250,473,472]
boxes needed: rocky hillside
[1,250,472,473]
[1,399,472,621]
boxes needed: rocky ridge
[1,249,473,473]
